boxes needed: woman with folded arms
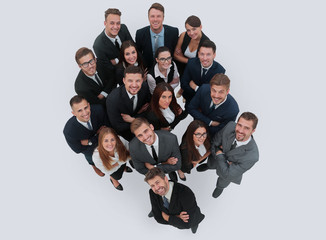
[177,120,211,181]
[146,82,187,131]
[92,127,132,191]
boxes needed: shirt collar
[234,136,252,147]
[163,181,174,202]
[150,27,164,37]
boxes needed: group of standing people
[63,2,260,234]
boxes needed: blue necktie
[163,196,169,209]
[87,121,93,130]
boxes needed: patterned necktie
[87,121,93,130]
[163,196,169,209]
[151,145,158,163]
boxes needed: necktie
[115,38,120,51]
[202,68,208,76]
[230,141,237,150]
[209,103,216,112]
[151,145,158,163]
[163,196,169,209]
[87,121,93,130]
[131,96,136,111]
[94,74,103,87]
[153,35,159,56]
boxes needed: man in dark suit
[129,117,181,182]
[106,66,150,141]
[74,47,115,105]
[144,167,205,234]
[63,95,110,176]
[197,112,259,198]
[187,73,239,137]
[93,8,133,84]
[135,3,178,69]
[181,40,226,104]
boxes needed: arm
[129,141,150,175]
[173,32,188,64]
[146,73,156,95]
[168,185,200,229]
[187,86,212,126]
[149,190,169,225]
[180,62,196,100]
[157,134,181,173]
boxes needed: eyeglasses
[80,58,96,68]
[193,132,207,139]
[158,56,172,63]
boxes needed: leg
[212,177,230,198]
[92,165,105,177]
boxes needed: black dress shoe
[191,224,199,234]
[212,187,223,198]
[196,163,209,172]
[168,171,178,182]
[177,171,186,181]
[148,210,154,218]
[110,179,123,191]
[125,166,133,173]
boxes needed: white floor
[1,0,325,239]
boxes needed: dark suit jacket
[145,107,187,130]
[63,104,110,163]
[208,121,259,184]
[129,130,181,175]
[150,181,205,229]
[93,25,133,81]
[135,25,179,69]
[74,69,114,105]
[106,83,150,141]
[181,58,225,102]
[187,84,239,137]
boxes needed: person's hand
[137,103,149,114]
[166,157,178,165]
[216,150,223,155]
[145,162,155,169]
[143,69,148,81]
[112,162,119,167]
[162,212,169,221]
[177,211,189,223]
[211,121,220,127]
[189,80,198,90]
[121,113,135,123]
[192,161,199,167]
[161,126,171,131]
[110,59,117,65]
[97,94,105,99]
[177,107,182,115]
[80,139,89,146]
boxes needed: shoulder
[108,85,124,98]
[174,182,194,196]
[93,30,106,45]
[63,116,78,134]
[188,57,199,66]
[225,94,239,109]
[212,61,226,73]
[157,130,177,141]
[164,24,178,33]
[136,26,150,35]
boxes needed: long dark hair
[98,127,130,170]
[119,40,144,70]
[181,120,210,164]
[150,82,182,123]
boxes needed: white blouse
[92,137,130,175]
[195,144,207,157]
[184,46,197,59]
[160,107,175,124]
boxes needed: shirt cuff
[100,91,108,98]
[195,86,199,91]
[115,58,119,64]
[209,121,212,126]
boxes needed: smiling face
[78,53,96,76]
[124,46,137,65]
[158,90,172,109]
[71,99,91,122]
[133,123,156,146]
[210,84,229,105]
[104,14,121,38]
[123,73,143,95]
[147,175,169,196]
[156,51,172,70]
[185,23,202,40]
[102,133,116,154]
[193,127,207,147]
[148,8,164,33]
[235,117,255,142]
[198,46,216,68]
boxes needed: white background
[1,0,325,239]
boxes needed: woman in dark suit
[146,82,187,131]
[177,120,211,181]
[115,40,146,86]
[92,127,132,191]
